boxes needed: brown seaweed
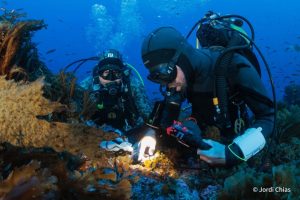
[0,144,133,200]
[0,17,46,79]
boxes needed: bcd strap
[121,67,141,125]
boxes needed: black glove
[166,118,211,150]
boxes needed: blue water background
[2,0,300,102]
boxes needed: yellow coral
[0,76,116,165]
[0,76,63,144]
[140,152,178,178]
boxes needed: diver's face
[167,65,187,92]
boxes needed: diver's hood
[141,27,186,69]
[141,26,210,86]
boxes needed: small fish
[58,19,64,23]
[288,44,300,52]
[46,49,56,54]
[65,52,76,56]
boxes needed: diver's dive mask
[144,49,182,85]
[99,67,123,81]
[147,62,177,85]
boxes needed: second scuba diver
[81,49,152,133]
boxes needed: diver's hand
[197,139,226,166]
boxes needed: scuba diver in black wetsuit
[137,12,276,167]
[81,49,152,132]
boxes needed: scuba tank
[195,11,261,76]
[196,11,249,47]
[186,11,262,75]
[191,11,257,129]
[186,11,277,137]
